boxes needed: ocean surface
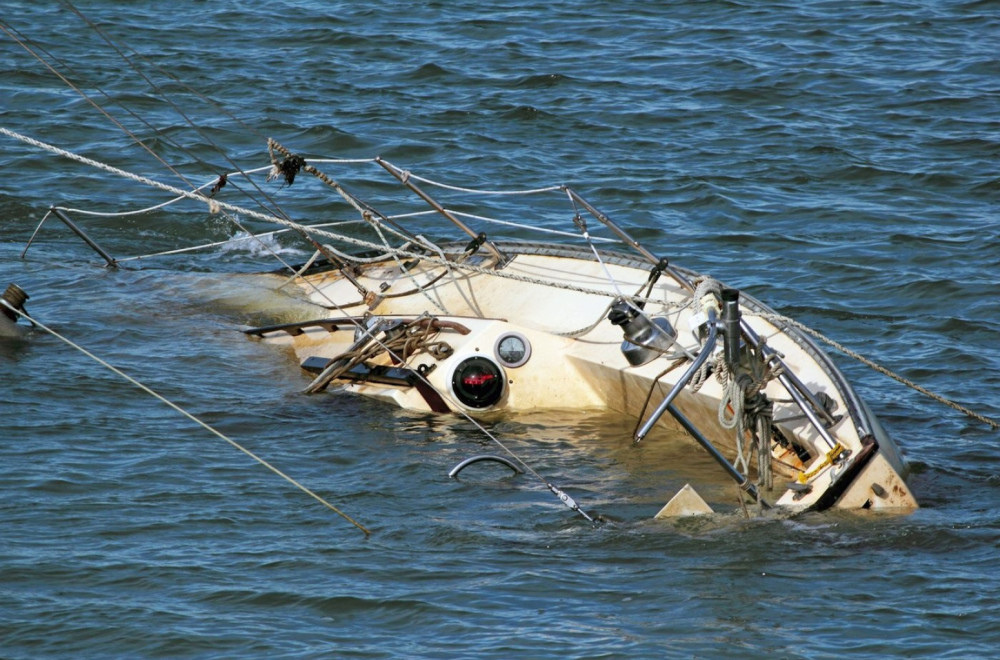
[2,1,1000,657]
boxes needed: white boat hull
[249,242,918,514]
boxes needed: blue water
[2,1,1000,657]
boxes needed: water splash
[217,229,306,259]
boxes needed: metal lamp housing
[608,300,677,367]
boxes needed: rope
[756,415,773,494]
[391,170,563,196]
[276,249,324,290]
[717,333,782,494]
[115,221,363,263]
[50,168,275,219]
[451,210,617,243]
[0,129,599,520]
[55,0,304,238]
[756,312,1000,430]
[0,17,201,195]
[719,376,752,474]
[303,317,453,394]
[366,218,451,316]
[688,278,724,392]
[2,128,665,312]
[797,443,846,483]
[0,298,371,537]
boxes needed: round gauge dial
[494,332,531,368]
[451,357,505,408]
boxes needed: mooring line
[0,299,371,537]
[2,127,600,522]
[757,312,1000,430]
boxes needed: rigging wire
[10,5,993,528]
[56,0,288,219]
[0,298,371,537]
[2,6,603,523]
[0,12,299,288]
[0,17,196,188]
[6,3,332,285]
[756,313,1000,431]
[2,126,603,523]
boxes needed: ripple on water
[2,1,1000,657]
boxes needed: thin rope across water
[1,128,603,522]
[755,312,1000,430]
[390,169,563,196]
[0,298,371,537]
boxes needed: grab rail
[634,308,719,442]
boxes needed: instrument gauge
[494,332,531,368]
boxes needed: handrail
[634,308,719,441]
[375,157,508,265]
[562,187,693,293]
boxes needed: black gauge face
[451,357,505,408]
[494,332,531,368]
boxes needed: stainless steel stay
[375,157,508,265]
[634,308,719,441]
[563,188,693,293]
[22,207,118,268]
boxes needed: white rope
[276,248,323,289]
[0,298,371,536]
[55,197,188,217]
[382,165,563,196]
[116,221,363,263]
[5,129,655,308]
[451,209,617,242]
[310,158,378,165]
[52,166,276,218]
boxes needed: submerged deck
[250,243,918,514]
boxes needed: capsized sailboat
[239,142,918,515]
[5,130,919,518]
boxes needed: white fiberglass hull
[249,242,917,514]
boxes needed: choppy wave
[2,0,999,658]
